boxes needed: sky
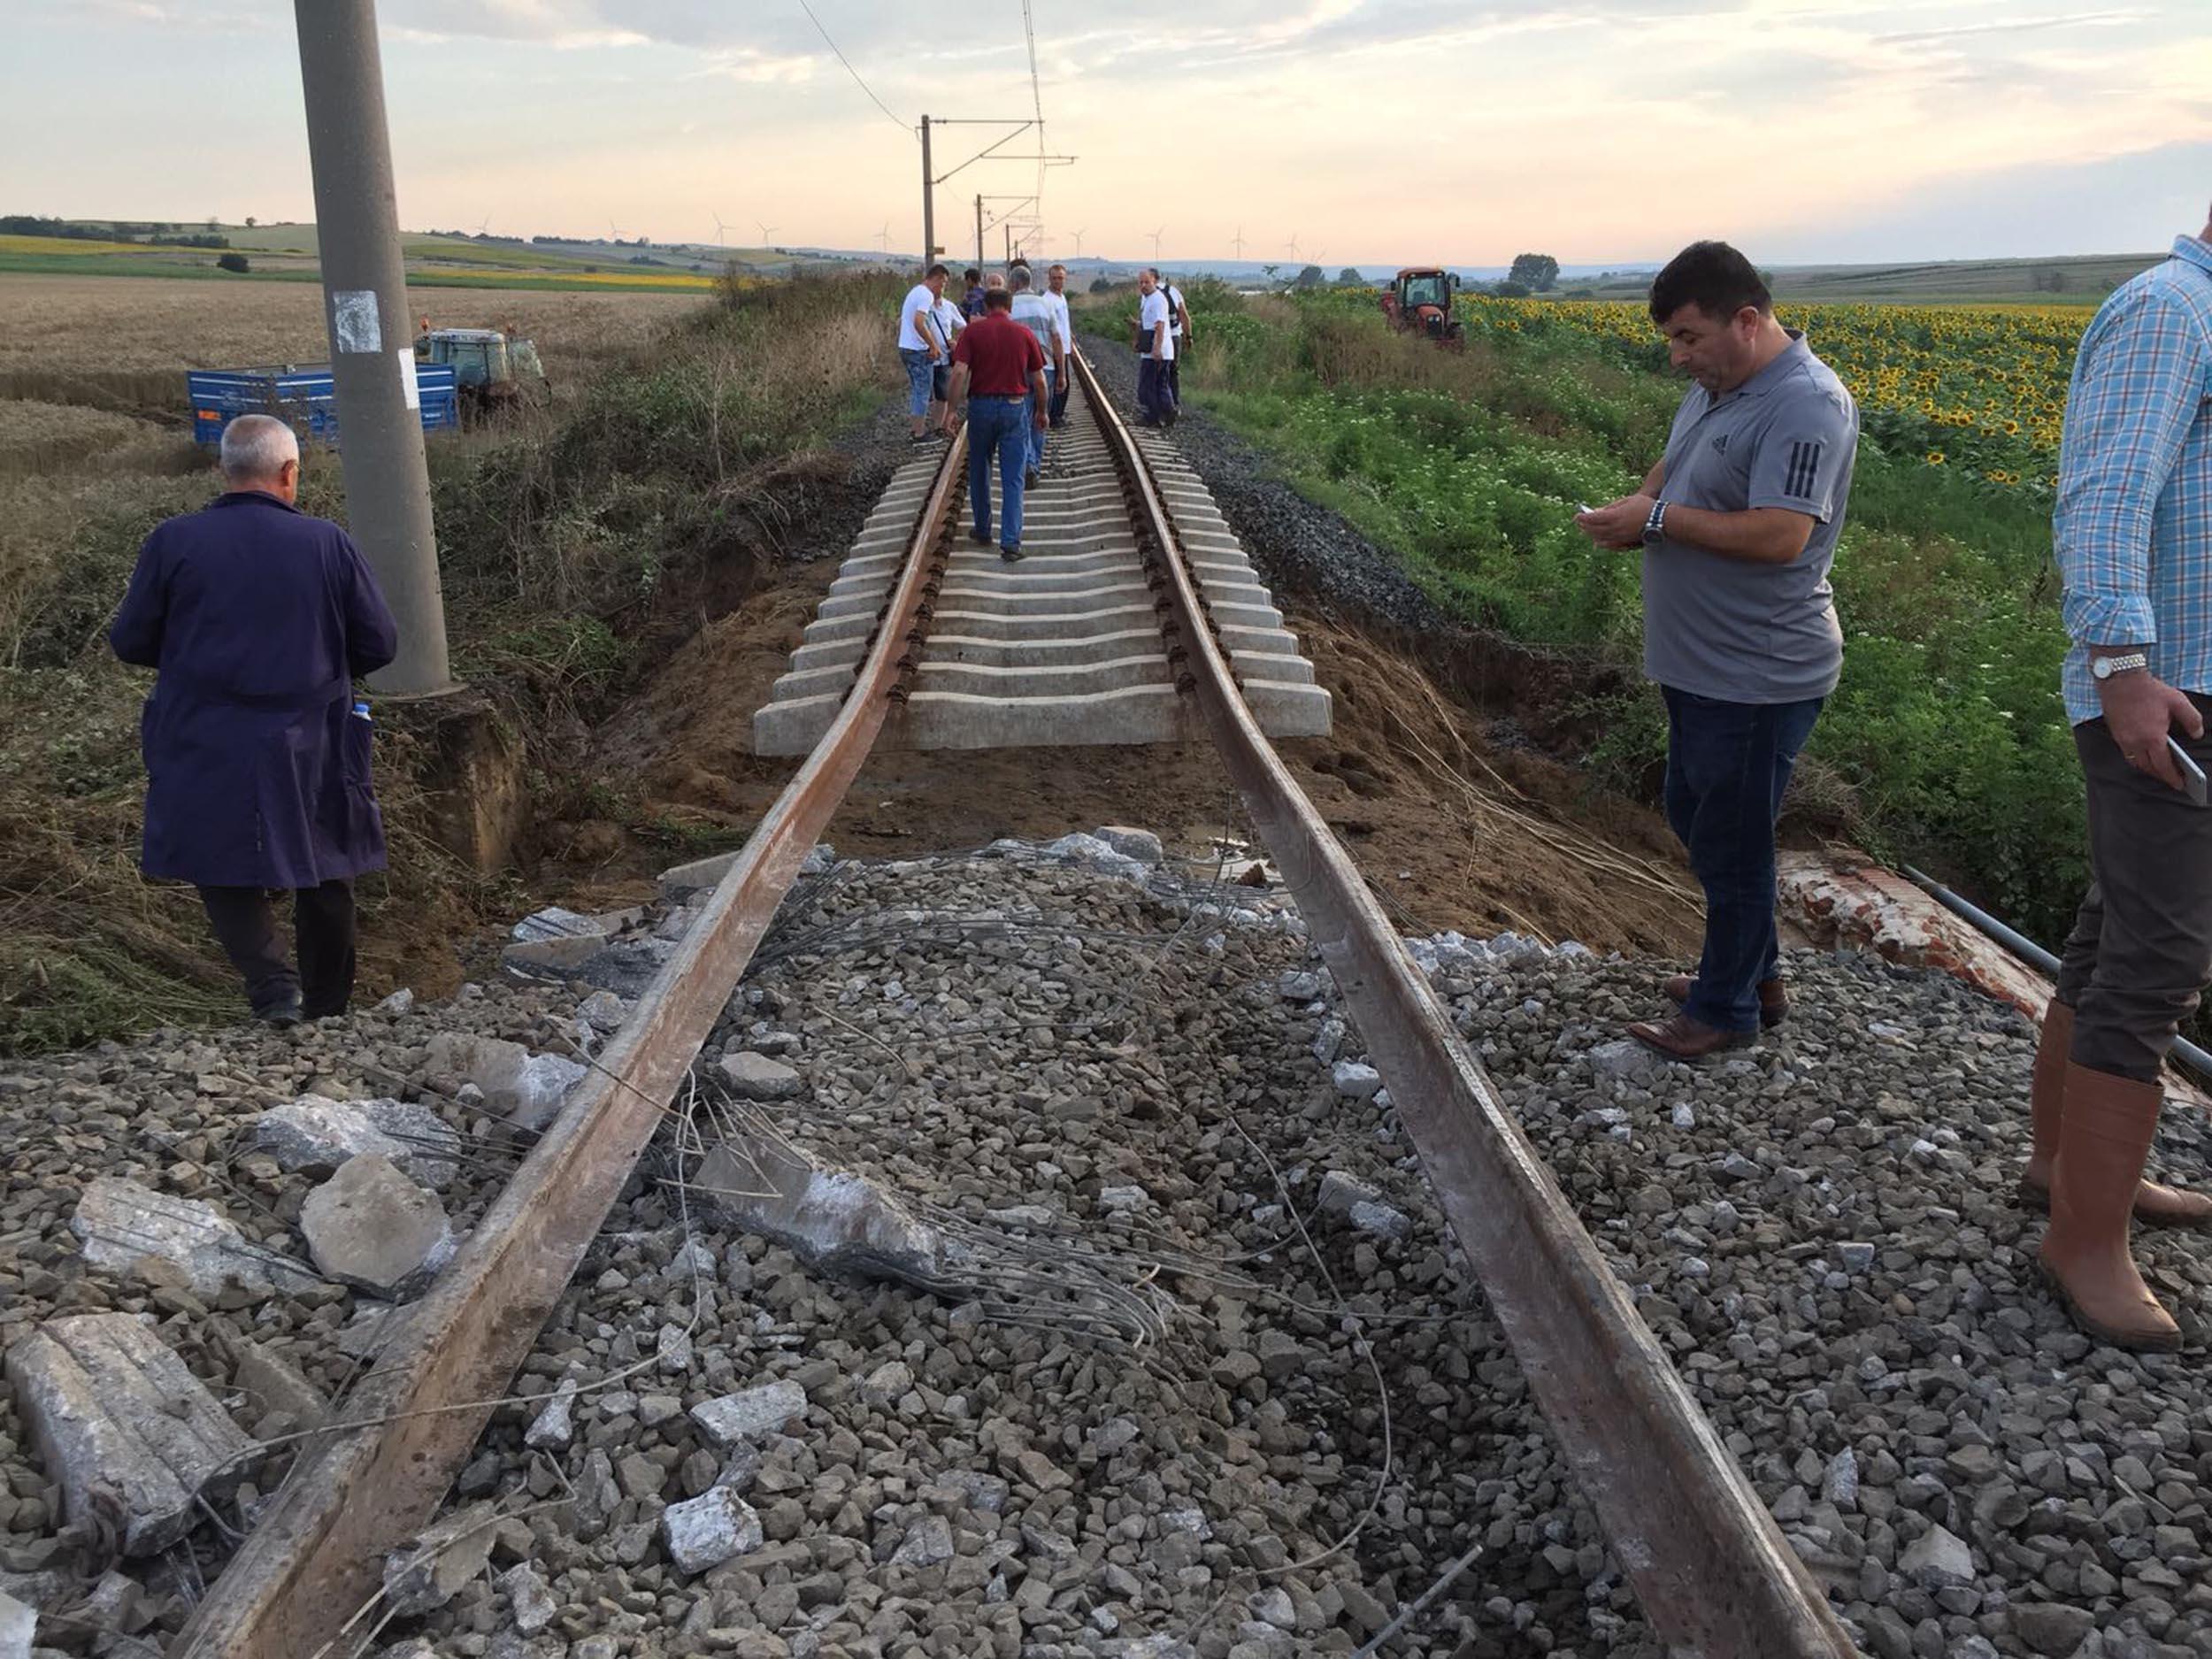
[4,0,2210,268]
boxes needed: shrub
[215,252,250,273]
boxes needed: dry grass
[0,399,200,478]
[0,273,706,399]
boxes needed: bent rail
[1070,349,1853,1659]
[173,430,969,1658]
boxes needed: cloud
[1874,8,2145,45]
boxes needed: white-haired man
[111,414,399,1025]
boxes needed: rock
[244,1095,411,1179]
[300,1155,456,1301]
[1092,826,1164,863]
[4,1314,257,1555]
[384,1502,501,1617]
[662,1486,764,1574]
[523,1381,577,1450]
[425,1033,586,1131]
[718,1052,803,1102]
[501,933,608,979]
[229,1339,329,1432]
[0,1594,30,1659]
[357,1099,463,1188]
[70,1176,317,1301]
[2013,1602,2097,1655]
[374,987,415,1015]
[694,1134,944,1285]
[1587,1039,1655,1080]
[576,990,629,1031]
[1278,971,1323,1002]
[1822,1448,1859,1509]
[691,1380,808,1448]
[1347,1199,1412,1241]
[891,1514,955,1567]
[499,1563,557,1635]
[1837,1241,1877,1273]
[1331,1061,1382,1100]
[1898,1522,1975,1589]
[511,905,620,943]
[1316,1170,1388,1221]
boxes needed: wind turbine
[1230,227,1247,260]
[1146,227,1164,261]
[756,219,779,247]
[1284,233,1302,262]
[875,220,892,255]
[607,217,622,245]
[710,213,733,247]
[1069,227,1087,259]
[475,212,493,237]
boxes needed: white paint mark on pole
[397,349,420,411]
[333,289,382,354]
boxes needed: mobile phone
[1575,502,1594,515]
[2168,736,2208,806]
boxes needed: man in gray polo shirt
[1577,241,1859,1060]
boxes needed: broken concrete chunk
[300,1156,455,1302]
[425,1033,586,1132]
[1330,1060,1383,1100]
[662,1486,764,1575]
[383,1501,502,1617]
[511,906,611,943]
[246,1095,411,1179]
[4,1314,257,1555]
[358,1099,462,1187]
[499,1562,557,1634]
[375,987,415,1016]
[718,1051,802,1102]
[70,1176,318,1301]
[576,990,629,1032]
[694,1134,945,1286]
[1091,825,1164,864]
[227,1340,328,1433]
[689,1380,808,1448]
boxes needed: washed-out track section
[170,353,1857,1659]
[751,396,1331,755]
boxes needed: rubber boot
[2018,1001,2212,1228]
[2038,1063,2182,1352]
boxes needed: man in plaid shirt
[2037,203,2212,1351]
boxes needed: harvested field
[0,273,706,411]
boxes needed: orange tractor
[1379,267,1464,347]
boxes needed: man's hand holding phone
[1575,494,1653,551]
[2100,662,2207,794]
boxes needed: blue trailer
[188,363,461,448]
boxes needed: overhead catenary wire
[793,0,915,136]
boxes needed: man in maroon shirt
[943,288,1048,560]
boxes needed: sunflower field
[1163,281,2100,940]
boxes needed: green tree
[1336,266,1363,287]
[1507,252,1559,292]
[1294,264,1325,289]
[244,216,257,229]
[216,252,250,273]
[1492,278,1532,299]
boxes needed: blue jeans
[966,396,1029,549]
[1662,687,1824,1033]
[901,348,933,417]
[1027,368,1053,472]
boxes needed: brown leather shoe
[1625,1012,1757,1062]
[1664,974,1789,1029]
[2038,1062,2183,1352]
[2016,1001,2212,1228]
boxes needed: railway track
[172,354,1855,1657]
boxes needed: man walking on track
[2033,203,2212,1352]
[898,264,951,442]
[1574,241,1859,1062]
[1009,265,1064,486]
[1135,267,1178,427]
[1044,264,1075,428]
[943,288,1048,562]
[111,414,399,1026]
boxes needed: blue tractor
[413,324,549,421]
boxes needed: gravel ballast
[3,834,2210,1657]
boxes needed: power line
[1021,1,1047,247]
[794,0,914,137]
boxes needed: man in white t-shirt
[928,293,964,413]
[896,264,950,442]
[1157,270,1193,404]
[1009,265,1064,482]
[1136,267,1177,426]
[1044,264,1075,427]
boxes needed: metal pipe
[1901,866,2212,1085]
[293,0,453,695]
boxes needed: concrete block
[4,1313,257,1555]
[300,1155,456,1302]
[70,1176,318,1301]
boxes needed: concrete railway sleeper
[162,362,1849,1656]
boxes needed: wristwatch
[2091,651,2150,680]
[1640,499,1669,548]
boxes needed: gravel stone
[689,1380,807,1448]
[718,1052,803,1102]
[661,1486,764,1575]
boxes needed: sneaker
[260,995,304,1029]
[1000,545,1025,563]
[1025,469,1040,488]
[968,527,993,545]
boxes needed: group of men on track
[102,199,2212,1355]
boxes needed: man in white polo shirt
[1044,264,1075,428]
[897,264,950,442]
[1136,268,1177,427]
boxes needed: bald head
[219,415,302,503]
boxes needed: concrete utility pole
[975,195,985,275]
[919,116,935,262]
[294,0,453,695]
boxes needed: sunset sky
[5,0,2209,268]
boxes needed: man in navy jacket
[111,414,399,1025]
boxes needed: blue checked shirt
[2057,235,2212,723]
